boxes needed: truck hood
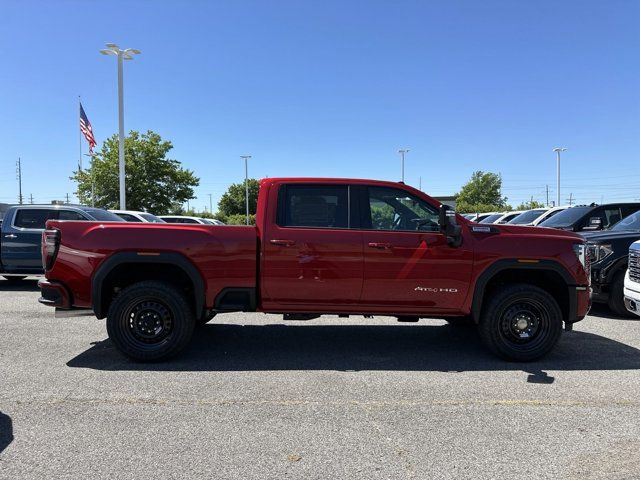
[580,230,640,244]
[470,223,584,241]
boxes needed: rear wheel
[479,284,563,361]
[607,272,633,317]
[3,276,27,283]
[106,281,195,361]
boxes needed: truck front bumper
[38,279,71,309]
[623,272,640,317]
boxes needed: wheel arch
[471,259,577,324]
[92,252,205,319]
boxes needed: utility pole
[546,185,549,207]
[16,157,23,205]
[65,193,70,204]
[419,176,422,191]
[398,149,409,183]
[553,147,567,207]
[567,193,574,206]
[208,193,213,214]
[241,155,252,225]
[29,194,34,204]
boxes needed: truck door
[359,186,473,312]
[261,183,364,308]
[1,208,55,272]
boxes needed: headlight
[573,243,590,279]
[587,243,613,263]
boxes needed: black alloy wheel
[107,281,195,361]
[479,284,563,361]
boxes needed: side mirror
[587,217,603,230]
[439,204,463,247]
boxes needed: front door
[261,183,363,309]
[360,186,473,312]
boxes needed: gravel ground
[0,278,639,479]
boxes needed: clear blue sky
[1,0,638,210]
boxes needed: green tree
[515,200,546,210]
[218,179,260,216]
[71,130,199,213]
[456,171,508,213]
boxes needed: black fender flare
[470,259,577,323]
[92,252,206,319]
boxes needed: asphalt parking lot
[0,279,639,479]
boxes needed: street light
[553,147,567,207]
[100,43,141,210]
[240,155,252,225]
[398,149,409,182]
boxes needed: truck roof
[259,177,443,206]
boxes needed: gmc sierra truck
[39,178,591,362]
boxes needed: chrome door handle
[368,242,392,249]
[4,234,17,239]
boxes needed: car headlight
[573,243,590,279]
[587,243,613,263]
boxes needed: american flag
[79,103,96,154]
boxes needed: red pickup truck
[39,178,591,362]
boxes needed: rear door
[261,183,364,308]
[359,186,473,312]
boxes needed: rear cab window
[278,184,350,229]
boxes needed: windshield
[81,208,125,221]
[509,209,547,225]
[479,214,502,224]
[140,213,165,223]
[539,206,591,227]
[611,210,640,231]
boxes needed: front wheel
[607,272,634,317]
[106,281,196,361]
[478,284,563,361]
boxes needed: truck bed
[44,221,258,309]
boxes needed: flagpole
[78,96,82,171]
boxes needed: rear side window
[58,210,88,221]
[13,209,57,229]
[279,185,349,228]
[116,213,142,222]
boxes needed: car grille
[630,250,640,283]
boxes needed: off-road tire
[106,281,195,361]
[607,272,633,317]
[479,283,563,361]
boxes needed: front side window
[115,213,142,222]
[366,187,439,232]
[280,185,349,229]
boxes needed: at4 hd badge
[414,286,458,293]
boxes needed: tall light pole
[240,155,252,225]
[84,153,97,207]
[398,149,409,182]
[100,43,140,210]
[553,147,567,207]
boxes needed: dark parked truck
[39,178,591,362]
[0,204,123,281]
[583,210,640,316]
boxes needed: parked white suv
[624,240,640,317]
